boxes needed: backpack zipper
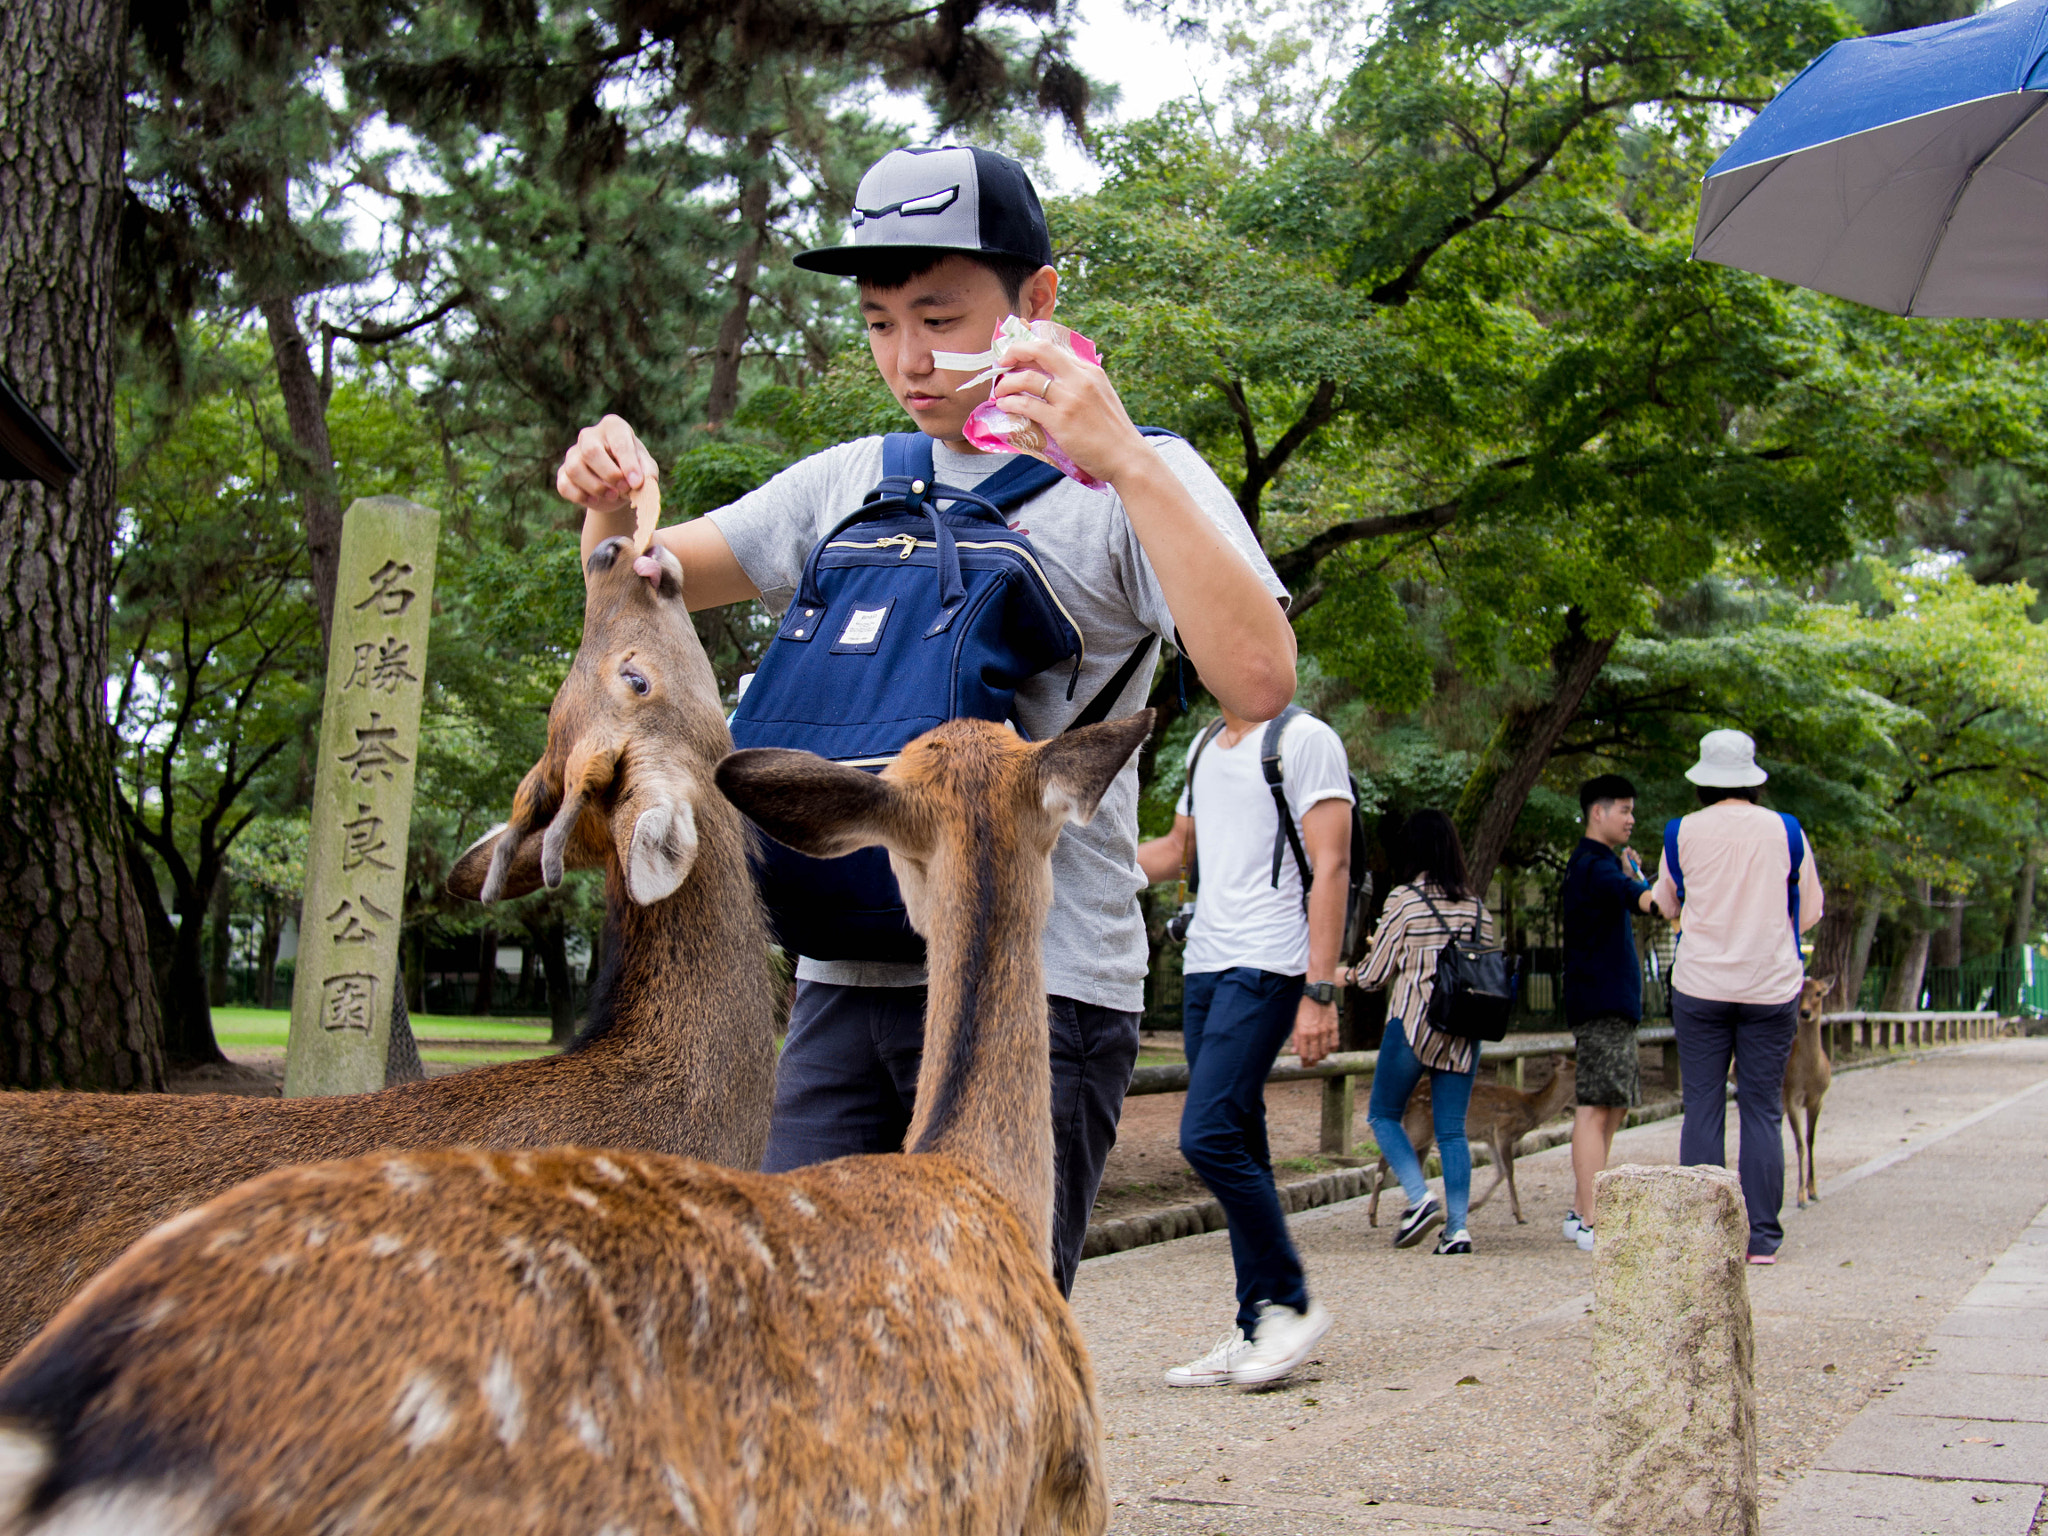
[820,536,1086,667]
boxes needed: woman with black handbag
[1343,810,1497,1256]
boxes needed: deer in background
[1368,1056,1578,1227]
[0,712,1151,1536]
[1785,973,1835,1209]
[0,538,777,1363]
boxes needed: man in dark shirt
[1560,774,1674,1251]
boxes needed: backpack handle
[799,485,1005,613]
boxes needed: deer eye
[622,668,650,696]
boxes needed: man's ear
[448,823,545,903]
[717,749,909,858]
[1034,711,1153,827]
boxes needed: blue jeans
[761,981,1141,1297]
[1366,1017,1476,1234]
[1672,989,1800,1256]
[1180,968,1311,1332]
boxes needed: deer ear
[449,824,546,903]
[614,763,700,905]
[1034,711,1154,827]
[717,748,908,859]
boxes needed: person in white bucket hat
[1651,729,1824,1264]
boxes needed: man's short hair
[855,249,1045,307]
[1695,784,1761,806]
[1579,773,1636,814]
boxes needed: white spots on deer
[299,1217,335,1248]
[9,1482,214,1536]
[564,1183,603,1212]
[366,1231,406,1258]
[566,1397,609,1459]
[259,1251,297,1277]
[735,1491,760,1536]
[202,1225,249,1256]
[787,1241,819,1288]
[866,1307,895,1355]
[688,1268,712,1346]
[589,1155,627,1185]
[928,1207,958,1266]
[936,1297,969,1353]
[132,1297,179,1333]
[392,1372,454,1453]
[737,1221,777,1273]
[380,1158,430,1195]
[481,1352,523,1447]
[786,1190,818,1220]
[510,1154,535,1179]
[503,1236,553,1300]
[411,1248,440,1278]
[880,1482,913,1528]
[662,1465,700,1530]
[739,1435,764,1484]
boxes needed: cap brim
[792,242,1052,277]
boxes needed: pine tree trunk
[208,873,233,1006]
[2010,855,2038,952]
[260,296,345,652]
[1454,614,1617,892]
[0,0,168,1090]
[1883,879,1933,1012]
[704,133,774,429]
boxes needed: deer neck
[902,829,1056,1256]
[582,793,770,1070]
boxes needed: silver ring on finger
[1043,376,1055,401]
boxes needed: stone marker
[284,496,439,1097]
[1591,1163,1758,1536]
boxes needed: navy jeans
[761,980,1141,1297]
[1180,968,1311,1332]
[1672,989,1800,1256]
[1366,1017,1476,1234]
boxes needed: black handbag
[1420,890,1519,1043]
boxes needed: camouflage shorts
[1572,1016,1641,1107]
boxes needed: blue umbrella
[1693,0,2048,317]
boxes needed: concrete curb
[1080,1041,1979,1262]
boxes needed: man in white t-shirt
[1136,705,1352,1387]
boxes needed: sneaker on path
[1575,1224,1596,1252]
[1562,1211,1586,1243]
[1395,1193,1444,1249]
[1164,1327,1253,1388]
[1434,1229,1472,1256]
[1748,1251,1778,1266]
[1231,1301,1333,1387]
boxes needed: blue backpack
[729,430,1170,963]
[1663,811,1806,943]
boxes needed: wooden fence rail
[1125,1011,2006,1156]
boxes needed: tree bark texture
[705,134,774,430]
[1454,614,1618,893]
[536,919,576,1045]
[2012,855,2039,953]
[260,296,345,649]
[1929,888,1964,969]
[473,926,497,1017]
[1810,886,1859,1010]
[1883,879,1934,1012]
[1845,899,1882,1013]
[0,0,169,1090]
[208,873,232,1006]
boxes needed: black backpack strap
[1260,705,1313,912]
[1066,635,1158,731]
[1181,717,1228,897]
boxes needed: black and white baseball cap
[794,145,1055,277]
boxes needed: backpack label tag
[832,602,893,653]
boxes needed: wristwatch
[1304,980,1338,1006]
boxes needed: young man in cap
[554,144,1296,1295]
[1650,729,1824,1265]
[1559,773,1675,1253]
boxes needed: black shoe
[1395,1193,1444,1248]
[1434,1228,1472,1255]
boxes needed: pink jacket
[1650,801,1823,1005]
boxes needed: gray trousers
[1673,988,1800,1256]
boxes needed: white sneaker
[1164,1326,1252,1387]
[1576,1224,1596,1252]
[1562,1211,1586,1243]
[1230,1301,1333,1387]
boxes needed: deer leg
[1789,1097,1809,1210]
[1368,1157,1389,1227]
[1805,1101,1822,1204]
[1501,1134,1524,1223]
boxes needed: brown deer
[0,537,777,1364]
[0,711,1151,1536]
[1785,973,1835,1209]
[1367,1055,1578,1227]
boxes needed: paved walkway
[1070,1039,2048,1533]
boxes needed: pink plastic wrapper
[937,317,1110,493]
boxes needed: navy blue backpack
[729,431,1169,963]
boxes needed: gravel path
[1072,1038,2048,1534]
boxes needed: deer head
[448,537,731,909]
[1799,973,1836,1024]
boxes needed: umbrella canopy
[1694,0,2048,317]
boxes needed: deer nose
[587,536,632,575]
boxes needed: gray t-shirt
[709,433,1287,1012]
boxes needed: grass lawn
[210,1008,558,1064]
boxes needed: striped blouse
[1355,880,1496,1074]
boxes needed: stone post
[1591,1163,1758,1536]
[284,497,439,1097]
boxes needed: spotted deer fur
[0,538,776,1365]
[1785,974,1834,1210]
[0,711,1151,1536]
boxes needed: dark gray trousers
[760,980,1142,1296]
[1673,988,1800,1256]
